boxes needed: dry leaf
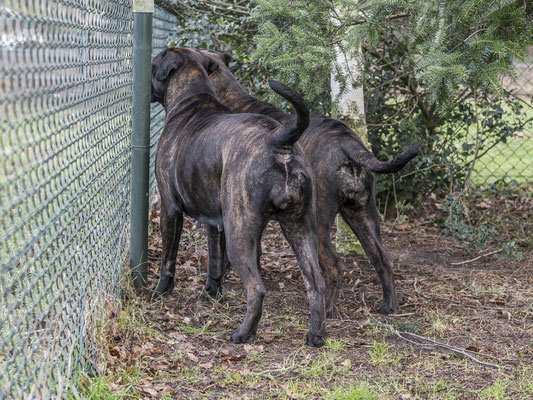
[154,347,164,355]
[169,331,185,340]
[396,223,412,230]
[500,310,511,320]
[243,344,253,353]
[221,354,246,362]
[139,386,159,396]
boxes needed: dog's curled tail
[343,141,422,174]
[268,80,310,146]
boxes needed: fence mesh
[474,61,533,185]
[150,5,177,202]
[0,1,175,398]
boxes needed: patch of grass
[410,375,461,400]
[178,364,210,385]
[246,351,265,364]
[116,302,166,342]
[279,379,321,399]
[68,373,138,400]
[367,341,401,365]
[362,323,387,339]
[326,382,378,400]
[480,378,510,399]
[428,311,447,335]
[325,338,346,352]
[515,366,533,396]
[467,282,505,299]
[389,317,423,334]
[177,320,214,336]
[220,368,260,387]
[299,352,338,379]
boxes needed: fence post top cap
[133,0,154,13]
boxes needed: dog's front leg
[154,203,183,297]
[279,213,327,347]
[340,202,399,315]
[204,225,229,300]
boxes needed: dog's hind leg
[223,216,267,344]
[154,203,183,297]
[204,225,229,300]
[340,199,399,315]
[315,206,344,319]
[278,212,327,347]
[205,227,263,301]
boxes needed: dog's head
[193,50,247,104]
[151,48,221,106]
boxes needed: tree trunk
[331,47,367,254]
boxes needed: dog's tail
[268,80,310,146]
[342,140,422,174]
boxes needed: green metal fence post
[131,0,154,288]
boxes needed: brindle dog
[194,49,421,317]
[150,48,327,346]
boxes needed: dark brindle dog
[150,48,326,346]
[194,49,421,317]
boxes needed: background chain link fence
[150,5,177,202]
[0,1,176,398]
[474,59,533,185]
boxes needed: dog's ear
[151,63,163,103]
[221,52,231,66]
[154,50,183,81]
[206,58,219,75]
[151,49,183,104]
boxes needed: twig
[360,294,512,370]
[401,331,512,369]
[450,249,502,265]
[413,278,431,300]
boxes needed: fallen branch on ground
[360,294,513,370]
[450,249,502,265]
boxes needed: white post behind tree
[331,47,367,254]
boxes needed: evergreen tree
[253,0,533,199]
[253,0,532,112]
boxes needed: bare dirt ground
[89,193,533,399]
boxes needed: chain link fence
[0,1,176,398]
[474,60,533,185]
[150,5,177,202]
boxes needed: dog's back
[151,48,314,227]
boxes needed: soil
[96,195,533,399]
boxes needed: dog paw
[306,331,326,347]
[153,278,175,299]
[203,282,222,301]
[379,302,399,315]
[230,329,256,344]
